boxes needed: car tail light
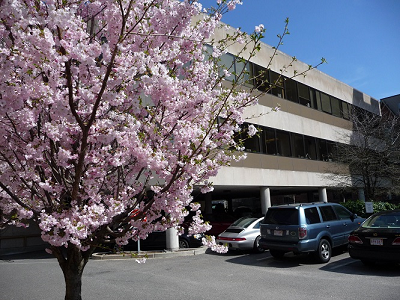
[348,235,363,244]
[392,237,400,245]
[298,227,307,239]
[217,237,246,241]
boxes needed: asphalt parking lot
[1,248,399,300]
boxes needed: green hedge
[339,200,400,218]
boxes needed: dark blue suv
[259,203,364,263]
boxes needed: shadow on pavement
[0,250,54,261]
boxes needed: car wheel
[253,236,265,253]
[361,259,375,266]
[269,249,286,259]
[179,238,190,249]
[315,239,331,263]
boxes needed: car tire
[269,249,286,259]
[315,239,331,263]
[179,238,190,249]
[253,236,265,253]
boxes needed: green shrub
[340,200,400,218]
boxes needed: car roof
[370,209,400,216]
[268,202,339,209]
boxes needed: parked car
[348,209,400,265]
[216,217,265,253]
[124,231,203,251]
[259,202,364,263]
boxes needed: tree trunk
[52,245,93,300]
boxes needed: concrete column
[260,187,271,215]
[318,187,328,203]
[358,188,365,202]
[166,227,179,251]
[204,193,212,215]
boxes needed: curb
[91,246,208,260]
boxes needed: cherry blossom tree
[0,0,323,299]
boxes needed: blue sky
[198,0,400,100]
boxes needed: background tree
[332,107,400,201]
[0,0,324,299]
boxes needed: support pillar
[260,187,271,215]
[318,187,328,203]
[166,227,179,251]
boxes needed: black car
[348,210,400,265]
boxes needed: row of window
[237,123,337,162]
[215,50,353,120]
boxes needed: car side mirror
[350,214,357,221]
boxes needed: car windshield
[230,217,257,228]
[263,208,299,225]
[362,213,400,228]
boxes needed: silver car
[216,217,265,253]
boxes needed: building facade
[196,24,380,220]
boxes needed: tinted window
[331,97,341,117]
[285,78,297,102]
[305,207,321,224]
[319,206,338,221]
[253,221,261,229]
[291,133,305,158]
[219,53,235,81]
[276,130,291,157]
[304,136,317,160]
[362,213,400,228]
[298,83,311,107]
[333,205,352,220]
[270,71,284,98]
[320,93,332,114]
[231,217,258,228]
[264,127,277,155]
[264,208,299,225]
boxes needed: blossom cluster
[0,0,257,253]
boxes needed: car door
[318,205,343,247]
[332,205,361,244]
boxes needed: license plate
[370,238,383,246]
[274,230,283,236]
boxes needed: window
[285,78,297,103]
[264,208,299,225]
[304,136,317,160]
[291,133,305,158]
[264,127,277,155]
[318,140,335,162]
[319,206,338,222]
[305,207,321,224]
[218,53,235,81]
[253,64,269,92]
[276,130,291,157]
[253,221,261,229]
[270,71,284,98]
[320,93,332,114]
[331,97,341,117]
[314,90,322,111]
[298,83,311,107]
[333,206,352,220]
[242,124,261,153]
[235,59,253,85]
[342,102,350,120]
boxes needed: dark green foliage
[340,200,400,217]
